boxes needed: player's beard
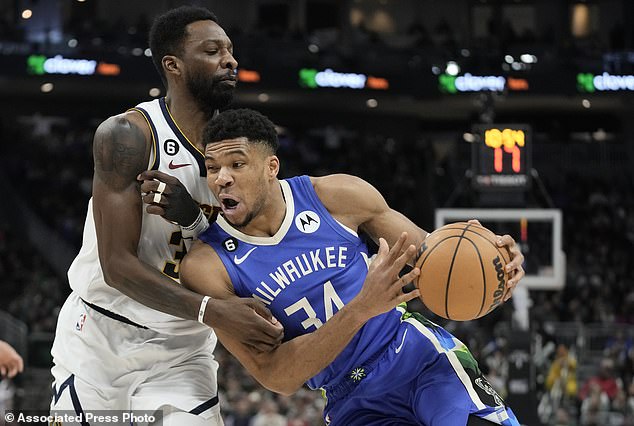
[186,71,235,118]
[229,200,264,229]
[227,192,267,230]
[230,210,256,229]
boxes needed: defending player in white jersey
[50,6,283,424]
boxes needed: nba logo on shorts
[75,313,87,332]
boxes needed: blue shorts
[322,311,520,426]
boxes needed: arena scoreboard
[471,124,532,191]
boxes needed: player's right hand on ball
[351,232,420,319]
[207,297,284,353]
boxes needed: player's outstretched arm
[181,234,420,395]
[91,113,283,347]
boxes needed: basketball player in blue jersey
[50,7,282,425]
[180,108,526,426]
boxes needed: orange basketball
[414,222,511,321]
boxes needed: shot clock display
[471,124,532,191]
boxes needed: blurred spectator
[611,388,632,420]
[627,381,634,418]
[0,225,67,333]
[580,382,610,425]
[545,344,578,401]
[579,358,623,402]
[224,395,254,426]
[251,399,287,426]
[484,349,509,398]
[552,406,573,426]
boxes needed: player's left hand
[0,340,23,379]
[205,297,284,353]
[138,170,203,227]
[467,219,525,301]
[350,232,420,320]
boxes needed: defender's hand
[0,340,23,379]
[351,232,420,320]
[206,298,284,353]
[467,219,525,301]
[138,170,201,226]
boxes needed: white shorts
[51,292,222,424]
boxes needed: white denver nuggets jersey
[68,98,215,335]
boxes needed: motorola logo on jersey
[223,237,238,252]
[295,210,320,233]
[163,139,179,155]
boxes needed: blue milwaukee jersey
[198,175,402,390]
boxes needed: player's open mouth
[221,197,239,210]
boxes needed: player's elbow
[259,377,303,396]
[252,362,304,396]
[267,375,305,396]
[271,387,298,397]
[99,253,136,289]
[100,260,125,289]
